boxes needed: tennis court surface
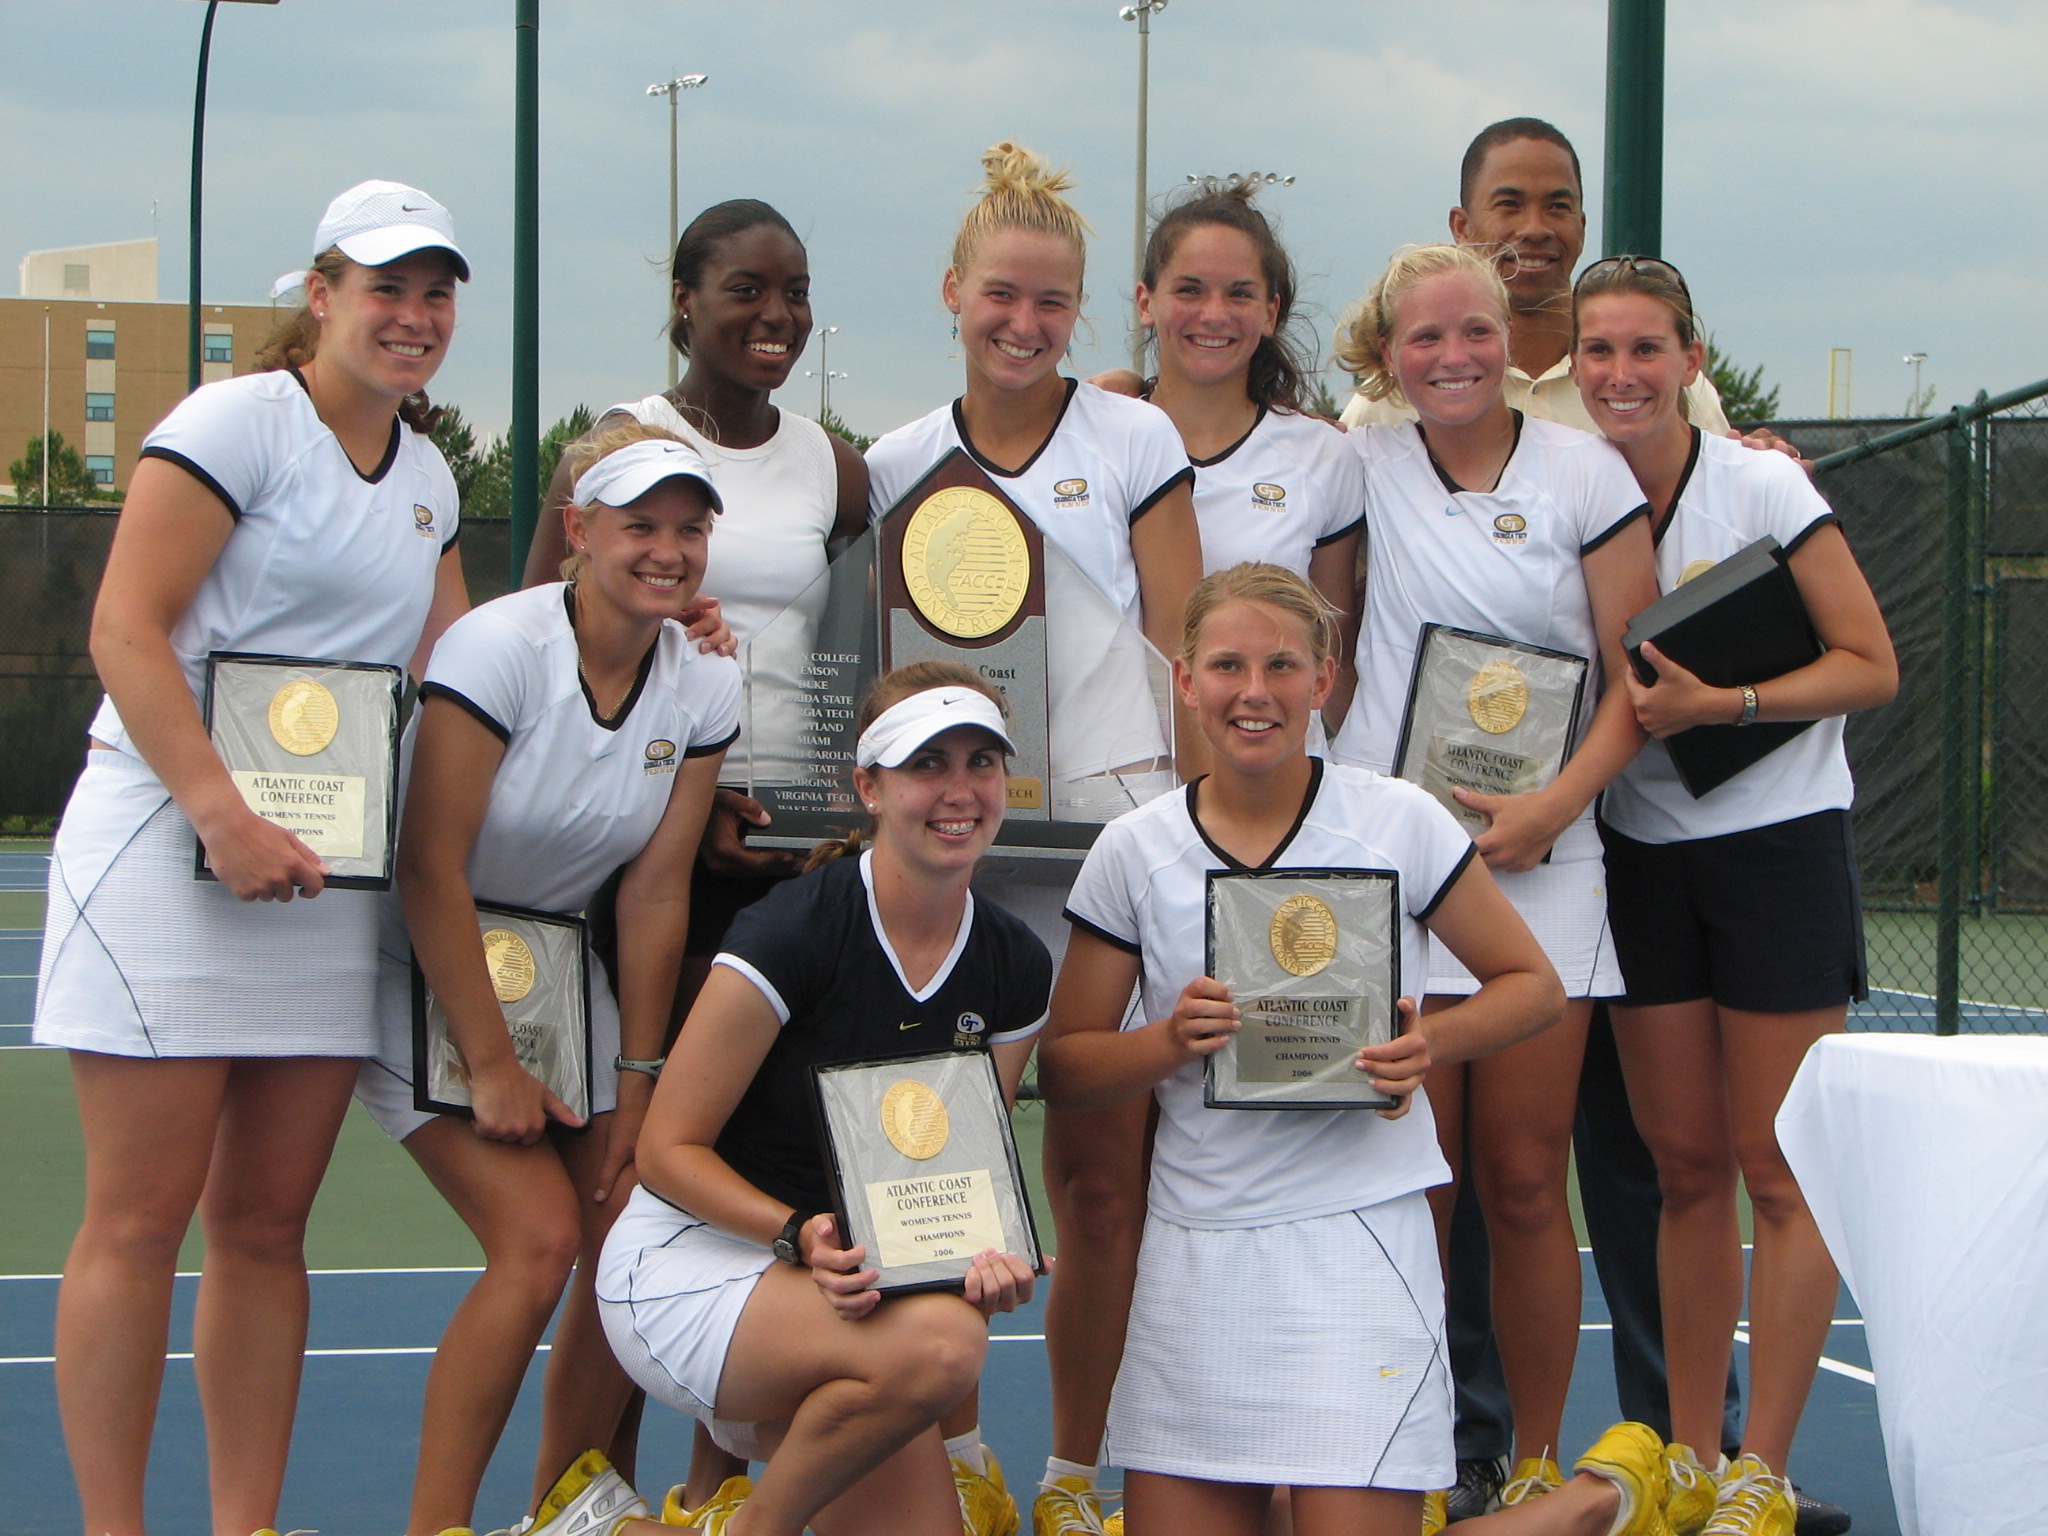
[1,841,1919,1532]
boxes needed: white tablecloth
[1777,1034,2048,1536]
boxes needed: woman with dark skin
[522,200,867,1515]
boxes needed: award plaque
[198,651,404,890]
[743,447,1176,853]
[813,1048,1043,1294]
[1392,625,1589,839]
[412,901,592,1123]
[1204,870,1401,1110]
[879,450,1054,822]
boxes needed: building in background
[2,239,282,500]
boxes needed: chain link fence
[6,392,2048,1033]
[1783,381,2048,1033]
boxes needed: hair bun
[979,141,1074,201]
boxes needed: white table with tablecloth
[1776,1033,2048,1536]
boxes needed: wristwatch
[613,1055,665,1079]
[772,1210,812,1266]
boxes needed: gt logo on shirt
[1491,512,1528,546]
[953,1011,987,1047]
[1253,483,1288,511]
[643,739,678,776]
[413,504,437,538]
[1053,478,1090,507]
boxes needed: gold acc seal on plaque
[482,929,537,1004]
[268,678,340,756]
[880,1078,951,1160]
[1467,658,1530,735]
[900,487,1031,641]
[1269,893,1339,978]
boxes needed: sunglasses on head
[1574,254,1692,299]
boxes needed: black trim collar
[288,365,403,484]
[1188,407,1268,469]
[950,378,1078,478]
[564,585,661,732]
[1651,427,1705,547]
[1186,756,1325,871]
[1418,409,1525,496]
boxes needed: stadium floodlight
[648,74,712,387]
[807,327,842,418]
[1120,0,1168,370]
[1904,353,1929,416]
[187,0,282,394]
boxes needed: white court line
[1734,1328,1875,1385]
[0,1335,1050,1367]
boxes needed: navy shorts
[1599,809,1867,1013]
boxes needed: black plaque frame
[197,650,405,891]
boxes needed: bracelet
[613,1055,665,1079]
[1736,684,1759,726]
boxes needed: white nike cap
[572,438,723,514]
[855,686,1017,769]
[314,180,470,281]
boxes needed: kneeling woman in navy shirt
[598,664,1049,1536]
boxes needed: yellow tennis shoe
[1663,1443,1723,1536]
[1422,1486,1449,1534]
[660,1473,751,1529]
[1498,1455,1564,1505]
[1574,1421,1676,1536]
[1701,1454,1795,1536]
[956,1448,1021,1536]
[1033,1474,1106,1536]
[522,1449,650,1536]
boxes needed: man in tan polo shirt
[1339,116,1731,434]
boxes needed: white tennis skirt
[597,1184,773,1454]
[1426,851,1621,998]
[1105,1193,1453,1490]
[34,747,381,1058]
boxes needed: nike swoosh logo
[899,1021,919,1030]
[400,203,431,212]
[1379,1367,1403,1377]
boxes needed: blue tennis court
[0,841,1924,1531]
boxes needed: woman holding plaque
[31,182,471,1536]
[1572,257,1895,1529]
[1327,244,1661,1496]
[351,421,740,1536]
[1043,563,1683,1534]
[596,663,1049,1536]
[864,140,1203,1536]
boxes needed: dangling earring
[950,319,959,341]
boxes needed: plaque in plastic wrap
[412,901,592,1123]
[199,651,404,889]
[813,1048,1042,1293]
[1392,625,1589,838]
[743,447,1176,851]
[1204,869,1401,1110]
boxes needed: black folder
[1621,536,1823,798]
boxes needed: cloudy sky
[6,1,2040,440]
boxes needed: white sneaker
[521,1450,649,1536]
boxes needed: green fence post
[1936,409,1970,1035]
[509,0,540,584]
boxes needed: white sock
[1042,1456,1097,1493]
[945,1429,987,1475]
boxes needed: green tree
[429,404,484,508]
[8,431,103,505]
[444,406,594,520]
[817,407,873,453]
[1704,337,1781,427]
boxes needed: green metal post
[509,0,540,582]
[189,1,220,395]
[1602,0,1664,258]
[1936,410,1970,1035]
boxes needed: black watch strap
[772,1210,811,1266]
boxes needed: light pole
[40,307,50,508]
[647,73,710,389]
[806,326,842,419]
[1120,0,1167,371]
[1904,352,1929,416]
[188,0,279,395]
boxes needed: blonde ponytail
[1333,243,1510,406]
[950,141,1090,277]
